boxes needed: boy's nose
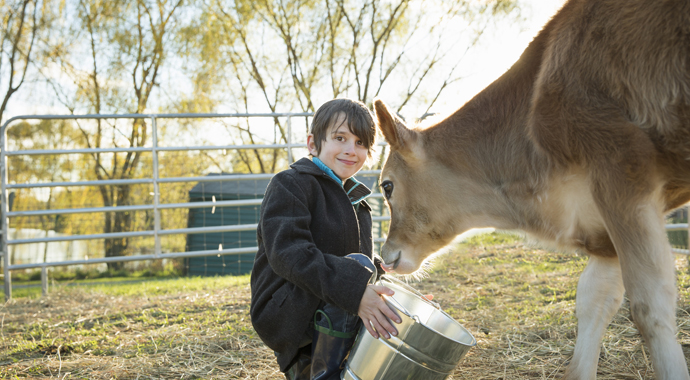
[343,141,356,154]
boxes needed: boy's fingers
[369,284,394,296]
[424,294,434,301]
[371,318,390,339]
[374,311,398,337]
[364,321,379,339]
[382,303,402,324]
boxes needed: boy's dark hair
[310,98,376,158]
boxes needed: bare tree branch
[0,0,38,123]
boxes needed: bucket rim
[349,331,453,376]
[381,279,478,347]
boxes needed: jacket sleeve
[259,172,372,315]
[373,256,386,279]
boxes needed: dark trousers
[282,302,362,380]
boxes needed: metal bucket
[342,276,476,380]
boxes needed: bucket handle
[380,275,441,311]
[381,292,419,323]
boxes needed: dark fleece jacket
[250,157,376,372]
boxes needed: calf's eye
[381,180,394,200]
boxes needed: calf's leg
[591,176,689,379]
[564,255,624,380]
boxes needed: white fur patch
[544,172,606,249]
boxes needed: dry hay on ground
[1,239,689,379]
[423,243,690,379]
[1,283,281,379]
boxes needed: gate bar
[151,116,161,259]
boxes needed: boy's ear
[373,98,417,154]
[306,134,318,156]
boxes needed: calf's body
[374,0,690,378]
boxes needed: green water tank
[186,174,269,276]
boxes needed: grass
[1,232,689,379]
[7,263,186,299]
[1,275,262,379]
[6,274,244,299]
[11,265,182,283]
[12,261,187,298]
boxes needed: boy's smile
[307,114,368,181]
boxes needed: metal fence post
[287,116,293,163]
[2,121,10,301]
[151,116,161,257]
[41,266,47,296]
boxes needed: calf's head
[374,99,474,275]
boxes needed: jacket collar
[291,157,372,205]
[312,157,342,184]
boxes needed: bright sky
[426,0,567,116]
[5,0,568,121]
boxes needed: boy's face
[307,114,368,181]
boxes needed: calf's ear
[373,98,417,153]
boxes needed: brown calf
[373,0,690,378]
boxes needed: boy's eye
[335,136,344,141]
[356,140,364,146]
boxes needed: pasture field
[1,232,689,379]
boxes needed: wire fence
[667,207,690,255]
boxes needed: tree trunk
[103,184,132,271]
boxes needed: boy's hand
[357,284,401,339]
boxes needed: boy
[250,98,400,380]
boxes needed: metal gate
[0,112,388,300]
